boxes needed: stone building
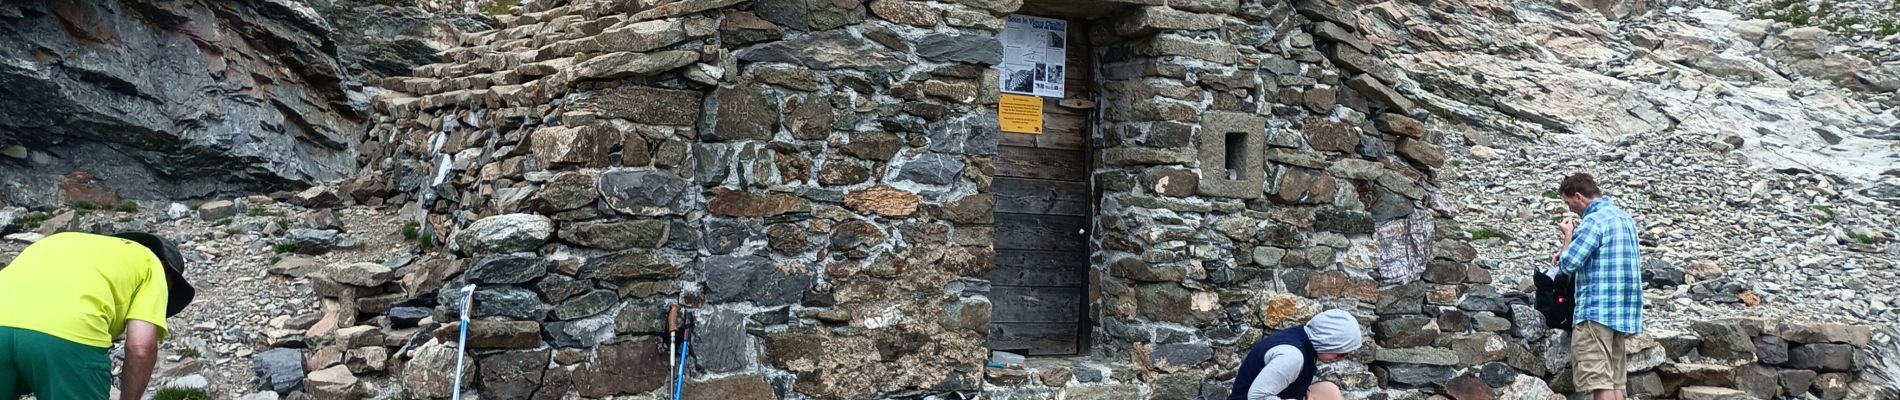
[331,0,1887,398]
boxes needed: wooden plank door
[987,18,1093,356]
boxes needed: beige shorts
[1573,321,1628,392]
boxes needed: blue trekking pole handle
[451,284,475,400]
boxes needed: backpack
[1533,271,1576,330]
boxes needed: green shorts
[0,326,112,400]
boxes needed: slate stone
[590,87,705,126]
[252,348,306,394]
[709,84,777,141]
[1375,316,1437,348]
[701,255,814,306]
[693,310,753,373]
[684,373,777,400]
[1150,343,1212,369]
[551,290,617,320]
[896,153,966,185]
[1314,208,1373,234]
[580,250,682,281]
[1375,347,1458,366]
[1384,363,1454,388]
[577,337,671,397]
[1690,321,1757,361]
[842,131,903,161]
[546,312,617,348]
[1755,335,1790,365]
[701,218,751,255]
[1376,282,1426,315]
[695,144,732,185]
[1477,362,1518,388]
[466,255,550,284]
[473,287,547,320]
[1737,363,1782,399]
[914,32,1002,64]
[599,170,690,215]
[1642,259,1687,289]
[558,219,669,250]
[1787,344,1854,372]
[1779,369,1817,396]
[1423,260,1467,284]
[478,350,549,400]
[927,111,1000,155]
[737,32,903,72]
[388,307,430,329]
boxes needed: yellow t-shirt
[0,232,170,348]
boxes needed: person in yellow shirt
[0,232,196,400]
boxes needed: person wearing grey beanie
[1227,309,1364,400]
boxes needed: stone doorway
[986,15,1098,356]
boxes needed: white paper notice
[1000,14,1067,98]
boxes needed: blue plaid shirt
[1558,197,1644,334]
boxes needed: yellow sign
[999,94,1044,135]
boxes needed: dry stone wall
[317,0,1895,399]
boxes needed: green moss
[154,387,209,400]
[1542,190,1561,199]
[1851,232,1875,244]
[21,212,50,231]
[116,201,140,213]
[483,0,519,16]
[1813,205,1837,221]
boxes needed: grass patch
[1450,159,1465,167]
[277,218,295,230]
[1851,232,1875,244]
[116,201,139,213]
[1542,190,1561,199]
[214,218,232,226]
[21,212,50,231]
[274,243,300,254]
[73,201,97,211]
[1470,229,1513,241]
[483,0,519,16]
[248,208,282,217]
[154,387,209,400]
[419,234,436,248]
[1813,205,1837,220]
[176,346,201,358]
[402,222,421,241]
[269,255,283,265]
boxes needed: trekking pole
[451,284,476,400]
[673,312,694,400]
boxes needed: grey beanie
[1305,309,1364,354]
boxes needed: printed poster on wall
[1000,14,1067,98]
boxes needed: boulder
[305,365,359,400]
[251,348,305,394]
[324,262,395,287]
[451,213,553,255]
[291,186,343,209]
[401,341,473,399]
[1689,321,1756,361]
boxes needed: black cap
[109,232,196,317]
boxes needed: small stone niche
[1195,111,1267,199]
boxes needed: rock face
[0,0,363,207]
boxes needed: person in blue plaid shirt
[1549,173,1643,400]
